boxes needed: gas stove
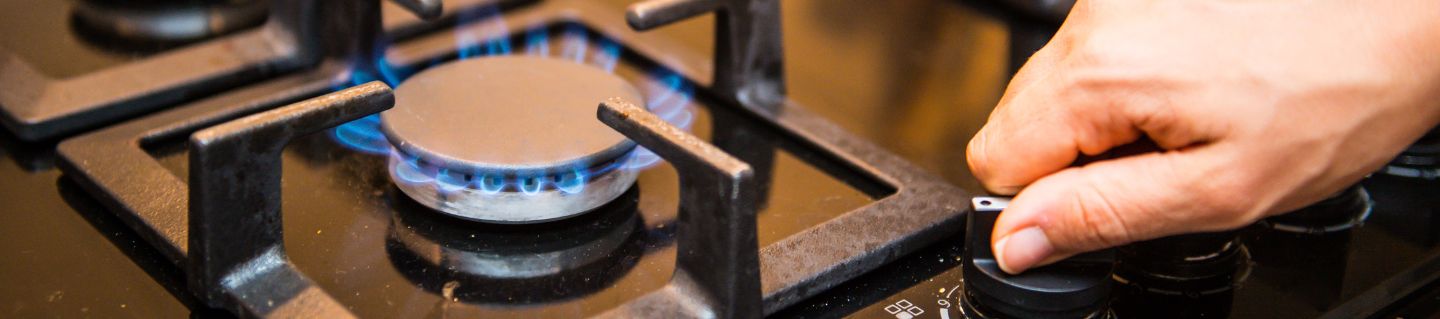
[1,0,1438,318]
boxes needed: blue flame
[386,149,629,195]
[393,156,436,184]
[476,174,505,194]
[594,38,620,72]
[555,168,586,194]
[525,25,616,72]
[561,25,588,63]
[624,71,696,170]
[332,114,391,155]
[518,176,545,195]
[525,28,550,56]
[330,22,699,196]
[375,57,410,86]
[435,169,469,193]
[456,6,511,59]
[339,55,412,89]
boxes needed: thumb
[989,145,1253,274]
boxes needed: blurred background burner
[1259,184,1372,235]
[1383,127,1440,179]
[381,55,645,223]
[1112,231,1251,319]
[386,187,646,305]
[71,0,268,52]
[1237,185,1373,311]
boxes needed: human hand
[967,0,1440,274]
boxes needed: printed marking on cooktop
[884,299,925,319]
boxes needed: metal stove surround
[56,0,971,317]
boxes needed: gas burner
[386,187,646,304]
[71,0,268,50]
[381,56,645,223]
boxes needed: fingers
[967,32,1161,195]
[967,61,1082,195]
[989,146,1254,274]
[967,72,1146,195]
[965,32,1075,195]
[968,52,1221,195]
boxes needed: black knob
[1399,126,1440,164]
[1262,184,1371,234]
[962,197,1115,319]
[1385,126,1440,177]
[1117,230,1246,282]
[1111,231,1248,316]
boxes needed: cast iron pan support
[186,82,394,317]
[595,98,762,318]
[627,0,783,218]
[625,0,785,111]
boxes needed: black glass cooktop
[99,19,889,316]
[3,0,1440,318]
[782,173,1440,318]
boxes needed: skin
[967,0,1440,274]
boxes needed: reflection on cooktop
[386,186,655,305]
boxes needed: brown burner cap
[381,56,644,176]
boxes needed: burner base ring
[389,154,639,224]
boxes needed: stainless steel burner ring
[381,56,645,223]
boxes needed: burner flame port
[380,56,647,223]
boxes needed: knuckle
[1066,35,1128,72]
[967,130,1017,193]
[1127,97,1179,135]
[966,131,986,164]
[966,131,993,179]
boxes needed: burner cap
[382,56,642,175]
[381,56,646,223]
